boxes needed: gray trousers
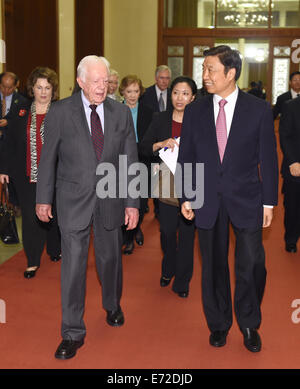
[59,210,123,341]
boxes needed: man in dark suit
[279,97,300,253]
[141,65,172,216]
[36,56,139,359]
[273,71,300,120]
[141,65,172,113]
[0,72,29,210]
[178,45,278,353]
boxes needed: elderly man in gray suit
[36,56,139,359]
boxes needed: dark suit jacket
[0,100,31,178]
[139,109,173,161]
[36,92,139,231]
[0,91,29,141]
[279,97,300,183]
[273,91,292,120]
[140,84,172,113]
[178,90,278,229]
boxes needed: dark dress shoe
[160,276,171,287]
[106,308,124,327]
[135,228,144,246]
[176,291,189,298]
[209,330,228,347]
[50,254,62,262]
[123,241,134,255]
[286,243,297,253]
[241,328,261,352]
[24,268,38,279]
[55,339,84,360]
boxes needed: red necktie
[216,99,227,162]
[90,104,104,160]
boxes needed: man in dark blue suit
[178,46,278,353]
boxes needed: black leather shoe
[241,328,261,352]
[50,254,61,262]
[286,243,297,253]
[209,331,228,347]
[106,308,124,327]
[123,241,134,255]
[55,339,84,360]
[135,228,144,246]
[176,291,189,298]
[24,267,38,279]
[160,276,171,287]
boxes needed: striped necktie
[90,104,104,160]
[216,99,228,162]
[158,92,165,112]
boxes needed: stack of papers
[158,137,180,175]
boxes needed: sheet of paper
[158,137,180,175]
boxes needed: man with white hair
[36,55,139,359]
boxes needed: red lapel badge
[19,109,27,117]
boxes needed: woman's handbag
[0,182,20,244]
[153,162,180,207]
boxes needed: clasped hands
[289,162,300,177]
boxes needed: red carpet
[1,130,300,369]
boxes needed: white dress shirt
[81,90,105,134]
[291,89,300,99]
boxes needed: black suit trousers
[14,175,61,267]
[282,179,300,245]
[159,201,195,292]
[197,200,266,332]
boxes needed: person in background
[0,72,29,214]
[178,45,278,352]
[119,74,153,255]
[0,67,61,279]
[279,97,300,254]
[273,71,300,120]
[107,69,122,102]
[140,65,172,218]
[140,76,197,298]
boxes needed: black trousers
[159,201,195,292]
[197,201,266,332]
[14,176,61,267]
[282,180,300,245]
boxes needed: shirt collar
[214,85,239,106]
[81,90,104,110]
[155,84,167,95]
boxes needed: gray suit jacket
[36,92,139,231]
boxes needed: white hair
[77,55,111,82]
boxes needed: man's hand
[181,201,195,220]
[263,207,273,228]
[0,119,8,127]
[289,162,300,177]
[125,207,139,230]
[36,204,53,222]
[0,174,9,184]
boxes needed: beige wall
[104,0,158,88]
[58,0,75,99]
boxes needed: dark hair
[27,67,59,100]
[290,71,300,81]
[170,76,197,96]
[204,45,242,81]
